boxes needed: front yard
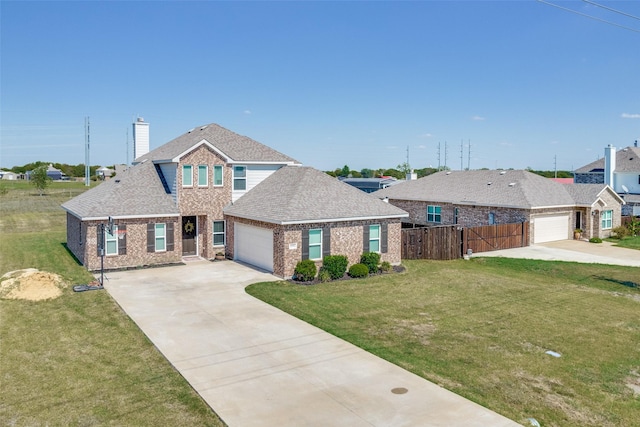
[247,258,640,427]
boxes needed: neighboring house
[46,164,67,181]
[575,144,640,216]
[0,170,18,180]
[550,177,574,184]
[339,176,400,193]
[224,166,407,277]
[96,166,115,180]
[62,123,407,278]
[376,169,623,243]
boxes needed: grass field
[247,258,640,427]
[609,235,640,250]
[0,181,225,426]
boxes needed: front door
[182,216,197,256]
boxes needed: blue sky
[1,1,639,172]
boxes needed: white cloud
[471,115,485,121]
[419,133,433,138]
[386,145,398,150]
[243,110,252,115]
[417,144,426,149]
[621,113,640,119]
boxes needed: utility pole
[84,117,90,186]
[444,141,448,170]
[126,127,129,166]
[460,139,463,171]
[437,142,441,170]
[467,139,471,170]
[554,155,557,178]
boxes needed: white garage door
[235,223,273,272]
[533,214,570,243]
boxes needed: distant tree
[325,170,337,177]
[396,162,411,174]
[350,170,362,178]
[360,168,374,178]
[382,168,404,179]
[415,167,438,178]
[30,165,51,196]
[339,165,350,177]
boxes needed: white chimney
[406,169,417,181]
[604,144,615,187]
[133,117,150,161]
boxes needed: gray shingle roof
[62,161,179,220]
[575,146,640,173]
[563,184,613,205]
[375,170,577,209]
[224,166,408,224]
[136,123,300,164]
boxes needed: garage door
[235,223,273,272]
[533,214,570,243]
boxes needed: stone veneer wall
[79,217,181,271]
[178,144,233,259]
[225,216,402,278]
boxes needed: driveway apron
[104,260,519,427]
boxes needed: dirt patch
[0,268,67,301]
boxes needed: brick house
[376,169,624,243]
[62,123,407,277]
[575,144,640,216]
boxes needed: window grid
[369,225,380,253]
[233,165,247,191]
[601,210,613,230]
[427,205,441,223]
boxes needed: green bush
[379,261,392,272]
[348,263,369,278]
[360,252,381,274]
[293,259,317,281]
[611,226,629,239]
[589,237,603,243]
[322,255,348,280]
[317,267,332,283]
[628,219,640,237]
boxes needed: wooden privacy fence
[401,222,529,260]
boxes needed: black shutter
[118,225,127,255]
[147,223,155,253]
[322,227,331,257]
[363,225,370,252]
[97,225,104,257]
[381,223,388,253]
[166,222,174,252]
[301,229,309,260]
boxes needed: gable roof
[62,161,179,220]
[224,166,408,224]
[575,146,640,173]
[136,123,300,165]
[564,183,625,206]
[376,170,577,209]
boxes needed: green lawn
[0,181,225,426]
[608,235,640,250]
[247,258,640,427]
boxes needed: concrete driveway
[474,239,640,267]
[104,260,519,427]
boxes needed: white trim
[62,207,180,222]
[224,212,408,225]
[155,223,167,252]
[197,164,208,187]
[212,220,226,246]
[172,140,231,163]
[213,165,224,187]
[182,164,193,187]
[308,228,322,260]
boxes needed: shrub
[379,261,392,272]
[360,252,381,274]
[628,219,640,237]
[589,237,603,243]
[322,255,348,280]
[611,226,629,239]
[348,263,369,278]
[318,267,332,283]
[293,259,317,282]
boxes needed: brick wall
[80,217,181,271]
[226,216,402,278]
[178,144,233,258]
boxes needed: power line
[537,0,640,34]
[582,0,640,21]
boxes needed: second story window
[182,165,193,187]
[213,165,223,186]
[198,165,208,187]
[233,165,246,191]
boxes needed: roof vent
[509,182,516,187]
[115,179,120,183]
[500,170,506,175]
[187,128,195,133]
[446,171,451,175]
[487,182,492,185]
[200,125,208,131]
